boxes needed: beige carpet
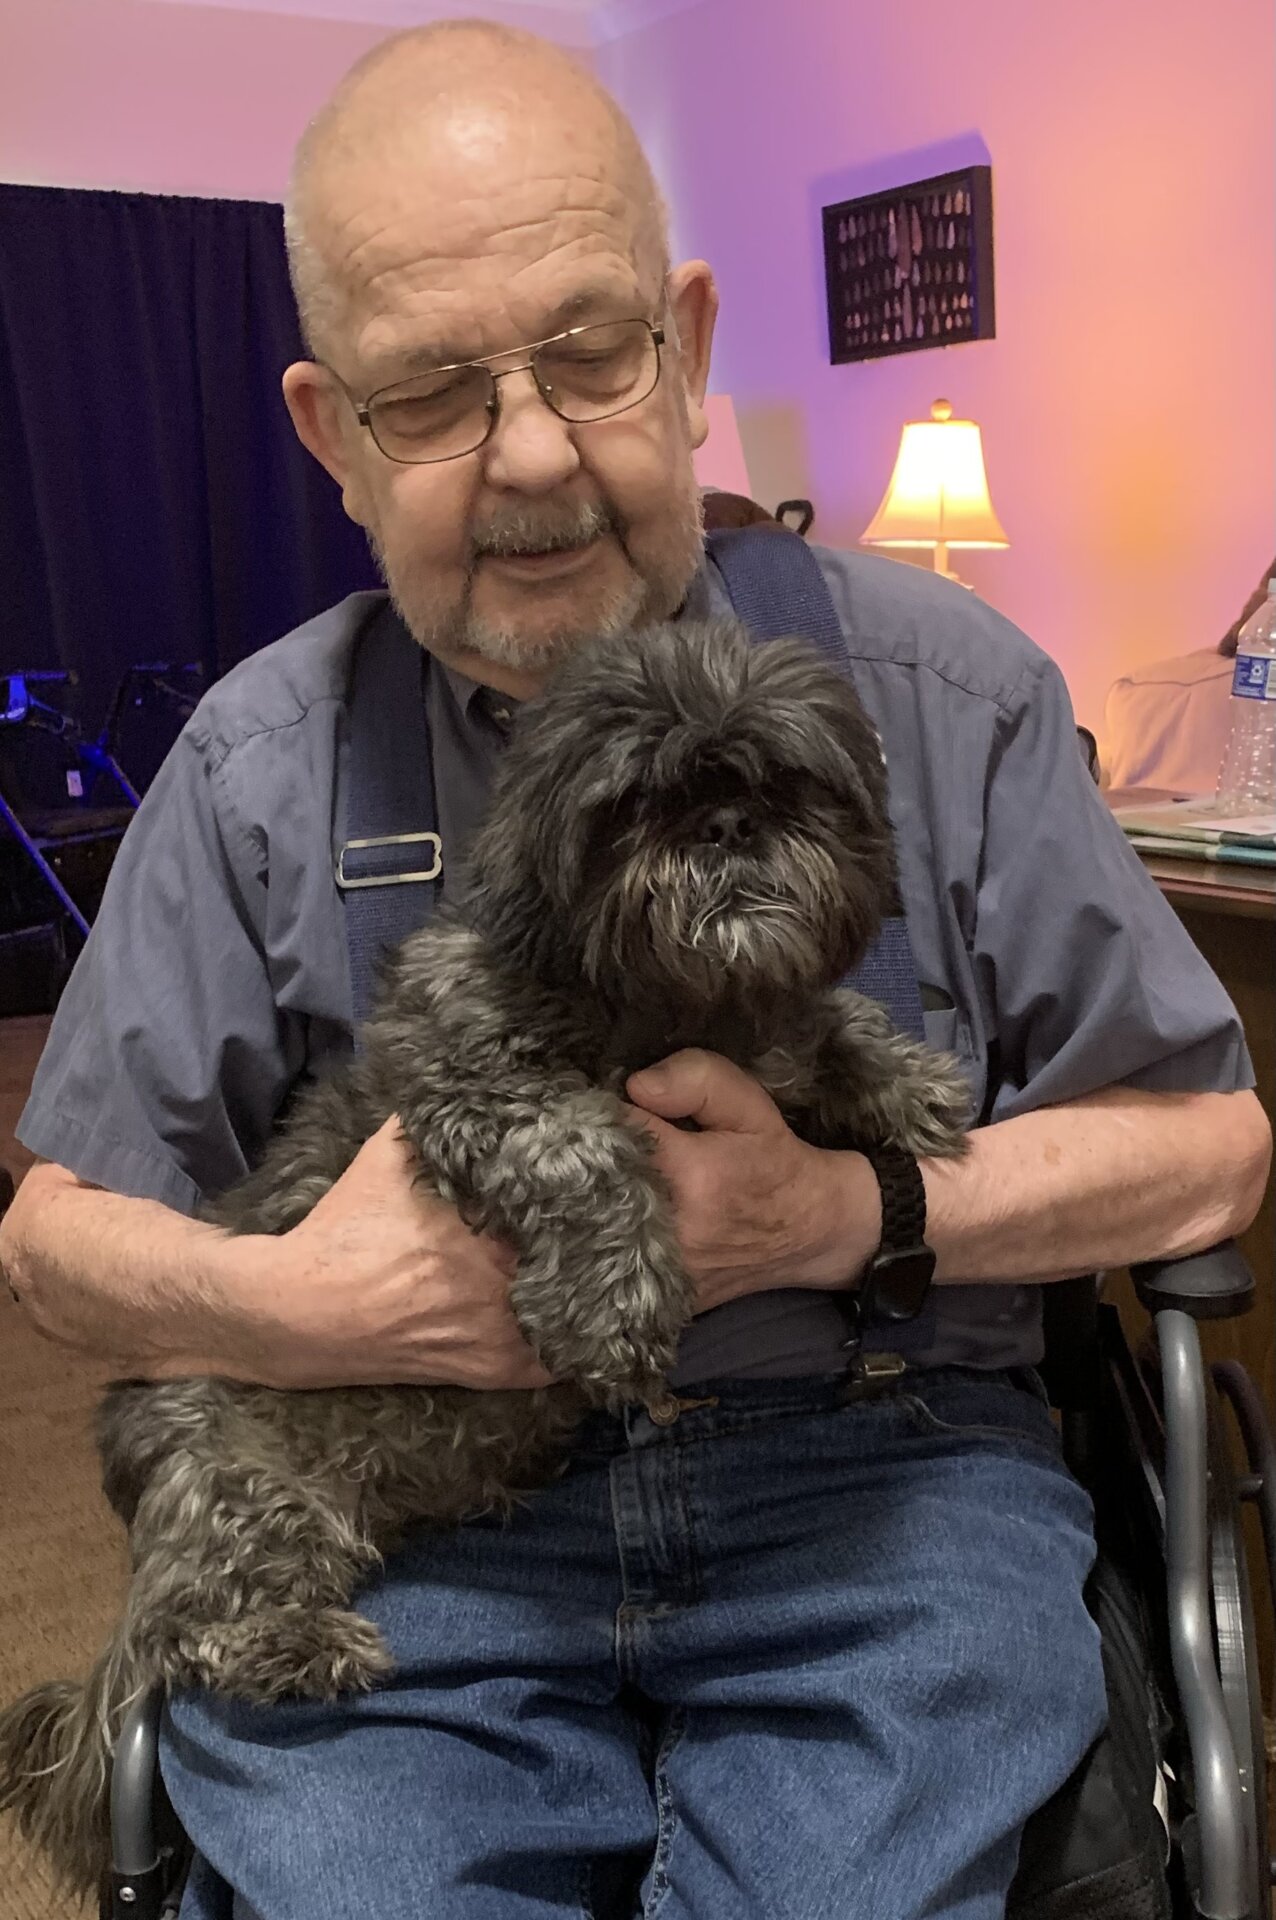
[1,1017,127,1919]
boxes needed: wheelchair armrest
[1129,1240,1254,1320]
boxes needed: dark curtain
[0,183,378,760]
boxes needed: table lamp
[861,398,1008,586]
[692,394,754,497]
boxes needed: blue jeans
[163,1367,1107,1919]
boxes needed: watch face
[866,1244,937,1322]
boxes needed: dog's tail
[0,1632,148,1898]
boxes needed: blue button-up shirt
[18,546,1252,1377]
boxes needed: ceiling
[144,0,703,49]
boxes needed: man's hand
[228,1118,556,1392]
[625,1050,881,1311]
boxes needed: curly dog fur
[0,616,970,1896]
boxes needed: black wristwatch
[856,1144,936,1324]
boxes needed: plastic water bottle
[1215,578,1276,811]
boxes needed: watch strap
[862,1142,928,1252]
[857,1143,937,1325]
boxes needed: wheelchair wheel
[1205,1377,1270,1919]
[1136,1318,1272,1920]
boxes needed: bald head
[278,20,717,700]
[285,20,672,360]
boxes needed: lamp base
[932,542,974,590]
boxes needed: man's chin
[472,533,636,617]
[454,563,655,677]
[380,526,701,678]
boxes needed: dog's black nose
[699,802,756,850]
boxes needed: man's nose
[480,366,581,493]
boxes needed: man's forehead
[315,129,654,368]
[339,213,652,378]
[364,278,647,374]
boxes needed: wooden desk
[1136,853,1276,921]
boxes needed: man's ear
[665,261,718,453]
[281,361,373,528]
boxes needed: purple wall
[601,0,1276,736]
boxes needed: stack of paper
[1111,800,1276,868]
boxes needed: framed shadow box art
[823,165,995,365]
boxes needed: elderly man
[2,21,1269,1920]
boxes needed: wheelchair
[0,661,202,949]
[97,1242,1274,1920]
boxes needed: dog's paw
[511,1218,690,1397]
[499,1093,693,1393]
[822,1018,971,1160]
[884,1048,971,1158]
[169,1607,394,1703]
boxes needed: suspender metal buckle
[840,1350,909,1404]
[335,831,443,890]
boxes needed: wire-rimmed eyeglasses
[331,317,667,466]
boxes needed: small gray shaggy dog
[0,616,970,1896]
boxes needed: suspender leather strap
[335,602,442,1035]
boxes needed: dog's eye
[743,768,814,817]
[770,770,809,808]
[584,796,638,862]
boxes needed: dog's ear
[464,788,563,971]
[462,641,646,969]
[736,631,900,912]
[474,627,670,896]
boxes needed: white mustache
[475,504,614,559]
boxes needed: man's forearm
[0,1164,274,1377]
[918,1087,1266,1284]
[812,1087,1271,1289]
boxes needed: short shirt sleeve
[974,649,1254,1121]
[15,722,296,1215]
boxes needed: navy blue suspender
[336,603,442,1034]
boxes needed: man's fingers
[620,1103,685,1150]
[371,1119,520,1269]
[626,1050,780,1134]
[342,1113,407,1174]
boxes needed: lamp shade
[861,399,1008,549]
[692,394,753,497]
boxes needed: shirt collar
[438,660,513,730]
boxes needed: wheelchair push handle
[2,669,80,732]
[1130,1241,1255,1321]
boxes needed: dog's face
[468,618,897,1013]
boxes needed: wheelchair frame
[0,662,202,943]
[99,1244,1275,1920]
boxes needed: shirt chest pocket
[922,1004,962,1058]
[921,1000,985,1126]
